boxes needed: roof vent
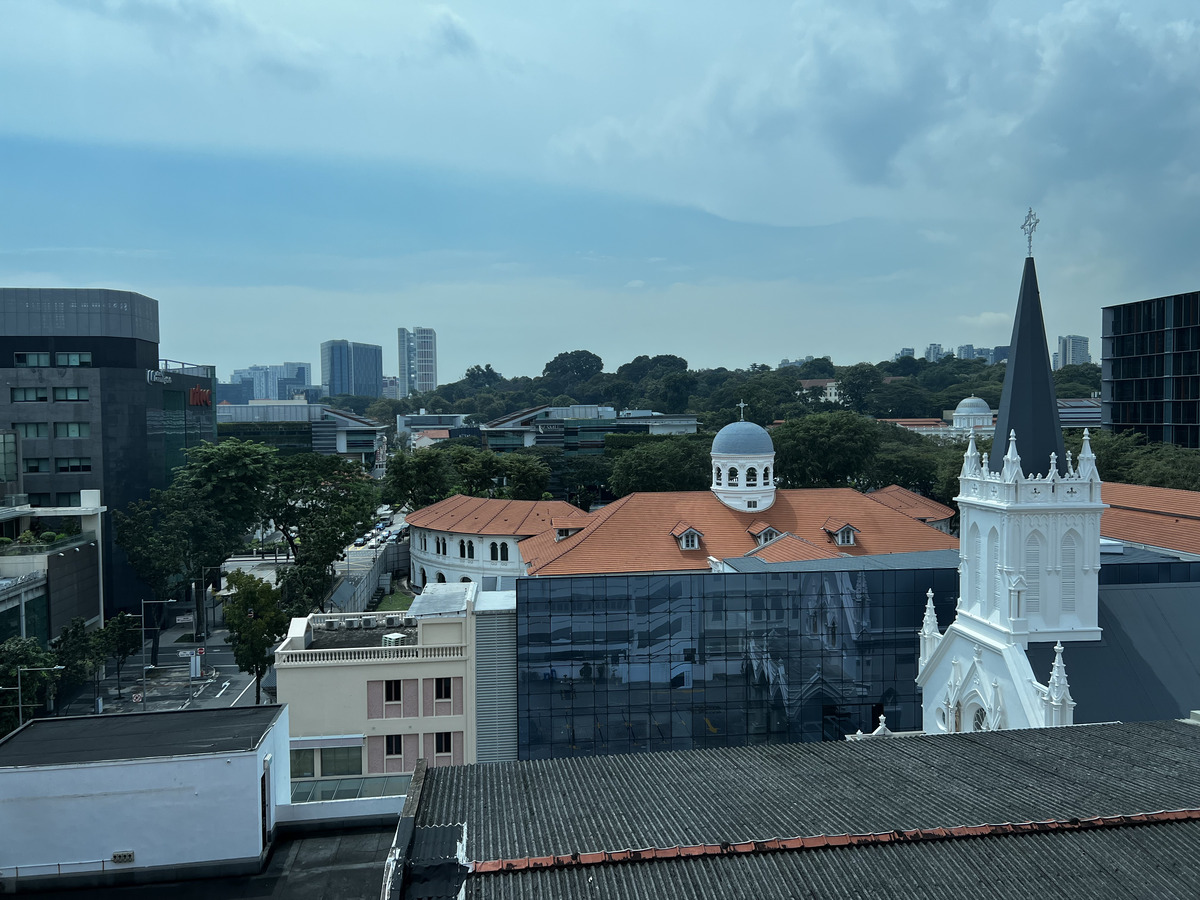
[382,633,404,647]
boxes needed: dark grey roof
[464,820,1200,900]
[710,421,774,455]
[418,719,1200,862]
[725,548,961,573]
[988,257,1067,476]
[0,706,283,767]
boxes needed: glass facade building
[1103,290,1200,448]
[516,562,959,759]
[321,340,383,399]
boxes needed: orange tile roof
[745,534,842,563]
[520,489,958,576]
[415,429,451,440]
[405,495,586,537]
[1100,482,1200,557]
[669,521,701,538]
[868,485,956,523]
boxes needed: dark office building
[516,555,960,759]
[0,288,216,614]
[1103,290,1200,447]
[320,339,383,399]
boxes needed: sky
[3,1,1200,384]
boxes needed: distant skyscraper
[894,348,915,361]
[956,344,975,361]
[398,326,437,396]
[924,343,947,362]
[321,340,384,398]
[1056,335,1091,370]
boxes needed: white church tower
[917,218,1105,734]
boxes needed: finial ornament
[736,399,748,421]
[1022,207,1040,257]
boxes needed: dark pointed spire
[988,256,1066,476]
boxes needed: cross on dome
[736,399,748,421]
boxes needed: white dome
[711,421,774,456]
[955,396,992,416]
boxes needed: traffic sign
[178,650,196,658]
[132,692,143,703]
[176,613,194,624]
[197,647,205,655]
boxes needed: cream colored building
[274,582,516,782]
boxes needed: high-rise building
[1056,334,1091,370]
[398,327,437,396]
[0,288,217,614]
[894,348,915,361]
[1103,291,1199,448]
[320,340,383,398]
[924,343,947,362]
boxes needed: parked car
[354,537,366,547]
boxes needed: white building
[917,254,1103,734]
[398,326,437,396]
[0,706,290,892]
[405,496,585,589]
[274,583,518,781]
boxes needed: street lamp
[141,598,177,711]
[16,665,65,727]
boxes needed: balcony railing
[0,532,97,557]
[275,644,465,666]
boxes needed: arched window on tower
[490,542,499,560]
[500,542,510,562]
[988,530,1001,614]
[728,467,739,486]
[459,539,466,558]
[763,466,770,484]
[437,572,446,583]
[1061,533,1077,613]
[746,467,757,487]
[467,540,475,560]
[714,466,722,486]
[1024,533,1043,616]
[970,525,982,609]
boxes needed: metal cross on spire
[736,399,748,421]
[1022,207,1040,257]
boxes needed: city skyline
[4,3,1199,381]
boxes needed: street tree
[503,453,552,500]
[53,617,103,694]
[224,571,288,705]
[170,439,276,541]
[98,613,142,699]
[0,637,58,734]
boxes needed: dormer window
[758,528,779,545]
[682,532,699,550]
[671,522,704,551]
[835,526,856,546]
[822,518,859,547]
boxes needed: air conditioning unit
[385,615,402,628]
[362,616,377,629]
[346,618,362,629]
[324,620,340,631]
[403,617,416,627]
[382,633,404,647]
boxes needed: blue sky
[3,1,1200,383]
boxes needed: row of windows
[289,733,456,779]
[713,464,771,487]
[418,532,511,561]
[13,352,92,368]
[382,676,452,703]
[10,387,90,402]
[12,422,92,438]
[27,492,82,507]
[23,457,92,474]
[384,732,453,755]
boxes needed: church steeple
[988,254,1066,477]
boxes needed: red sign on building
[189,386,213,407]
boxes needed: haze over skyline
[4,1,1198,384]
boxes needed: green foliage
[172,439,277,540]
[99,612,142,699]
[610,437,712,495]
[0,537,10,547]
[0,636,59,733]
[1064,429,1200,491]
[224,572,288,705]
[838,363,884,413]
[1053,363,1101,398]
[53,617,102,691]
[503,454,552,500]
[773,412,882,488]
[16,530,36,545]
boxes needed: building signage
[189,386,212,407]
[147,370,173,385]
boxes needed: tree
[170,439,276,541]
[53,617,103,694]
[0,637,58,733]
[773,412,881,488]
[838,362,884,413]
[542,350,604,393]
[503,454,552,500]
[224,572,288,705]
[610,437,712,495]
[408,448,456,509]
[99,613,142,699]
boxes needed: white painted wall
[0,708,289,879]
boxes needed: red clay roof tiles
[405,495,586,537]
[868,485,956,523]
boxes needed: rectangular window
[23,457,49,473]
[319,746,362,776]
[11,387,48,402]
[289,748,315,778]
[55,352,92,367]
[14,352,50,367]
[435,732,452,754]
[385,735,403,756]
[55,457,92,473]
[53,387,89,401]
[435,677,452,700]
[27,493,51,507]
[14,422,49,438]
[56,492,82,507]
[385,679,403,703]
[53,422,90,438]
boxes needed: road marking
[215,681,231,698]
[231,680,254,706]
[180,698,191,710]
